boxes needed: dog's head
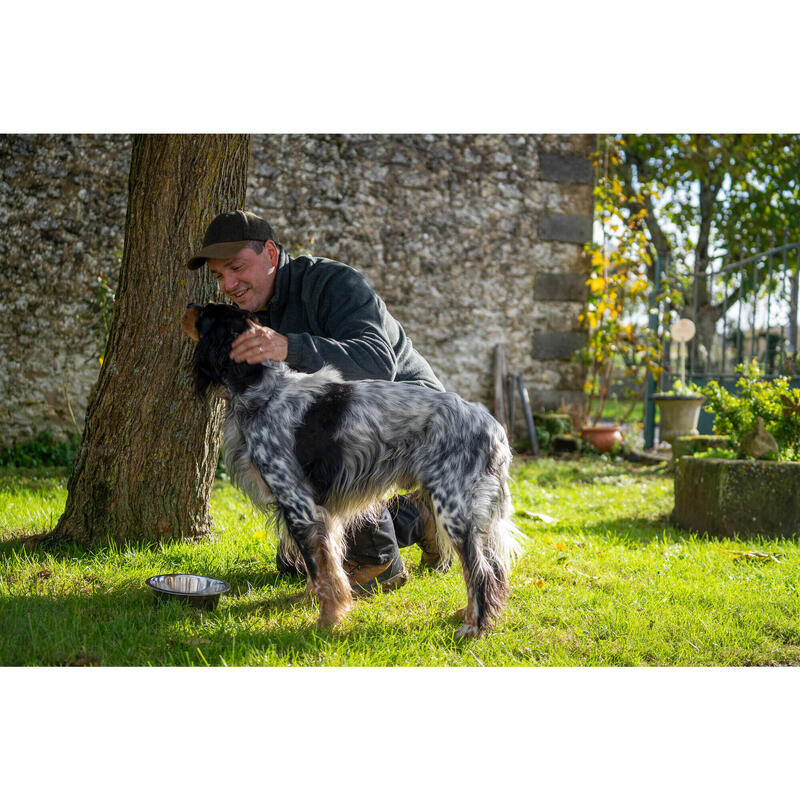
[181,302,265,397]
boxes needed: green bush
[692,447,738,460]
[0,430,81,468]
[700,360,800,460]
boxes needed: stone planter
[673,456,800,538]
[652,393,705,446]
[581,424,623,453]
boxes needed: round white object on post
[671,318,696,343]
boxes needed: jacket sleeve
[284,266,398,380]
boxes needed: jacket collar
[263,244,291,316]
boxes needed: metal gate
[644,238,800,447]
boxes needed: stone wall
[0,134,594,446]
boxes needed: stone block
[539,151,594,184]
[536,272,587,302]
[673,457,800,538]
[539,213,593,244]
[532,331,587,360]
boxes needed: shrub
[699,360,800,460]
[0,430,81,468]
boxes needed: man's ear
[265,240,280,267]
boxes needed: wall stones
[0,134,131,444]
[0,133,595,445]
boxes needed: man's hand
[230,320,289,364]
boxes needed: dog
[181,302,522,638]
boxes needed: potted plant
[576,228,662,453]
[650,318,706,447]
[651,380,705,446]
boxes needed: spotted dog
[181,302,523,638]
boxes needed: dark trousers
[276,494,425,575]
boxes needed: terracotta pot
[651,394,705,446]
[581,424,623,453]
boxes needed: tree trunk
[53,134,251,546]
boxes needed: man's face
[206,241,279,312]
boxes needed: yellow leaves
[590,250,607,268]
[524,577,546,589]
[98,356,104,365]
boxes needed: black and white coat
[183,302,522,638]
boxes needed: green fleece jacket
[255,248,444,392]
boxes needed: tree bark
[53,134,251,546]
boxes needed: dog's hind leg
[278,496,352,629]
[430,491,512,639]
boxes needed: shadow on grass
[575,512,789,549]
[0,582,340,666]
[0,536,464,665]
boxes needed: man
[187,209,450,593]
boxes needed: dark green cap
[187,210,275,269]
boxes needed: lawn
[1,456,799,666]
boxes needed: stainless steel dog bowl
[145,573,230,610]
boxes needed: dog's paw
[455,623,482,639]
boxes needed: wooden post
[493,343,508,433]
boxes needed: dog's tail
[475,432,525,567]
[457,431,525,637]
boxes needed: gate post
[644,250,664,449]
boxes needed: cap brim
[186,240,253,270]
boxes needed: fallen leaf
[524,578,545,589]
[713,548,780,562]
[568,568,600,581]
[520,511,558,524]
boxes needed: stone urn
[581,424,623,453]
[652,393,705,446]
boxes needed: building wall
[0,134,594,445]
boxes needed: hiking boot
[344,552,408,596]
[405,490,452,572]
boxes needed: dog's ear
[196,309,217,339]
[193,357,216,398]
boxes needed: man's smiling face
[207,241,279,312]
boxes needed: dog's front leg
[281,499,352,629]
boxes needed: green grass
[1,458,799,666]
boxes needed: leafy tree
[601,134,800,363]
